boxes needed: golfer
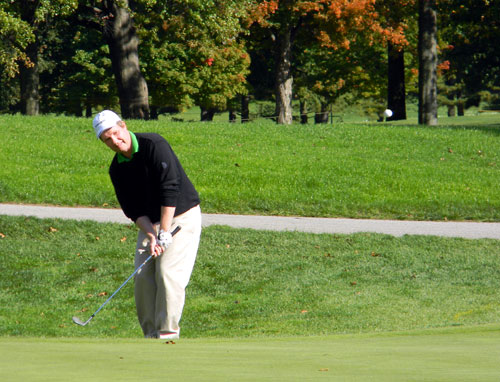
[92,110,201,340]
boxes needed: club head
[72,316,87,326]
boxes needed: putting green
[1,325,500,381]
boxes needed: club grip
[171,226,181,236]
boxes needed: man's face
[100,122,132,156]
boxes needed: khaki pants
[134,205,201,338]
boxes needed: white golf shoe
[158,330,180,340]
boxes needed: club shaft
[75,226,181,325]
[90,254,153,318]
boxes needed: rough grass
[1,215,499,339]
[0,114,499,221]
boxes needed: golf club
[72,225,181,326]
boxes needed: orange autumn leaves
[250,0,409,49]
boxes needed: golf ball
[384,109,393,118]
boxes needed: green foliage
[248,0,412,119]
[136,0,251,113]
[0,71,19,112]
[0,0,78,77]
[48,26,118,115]
[0,6,34,77]
[1,0,499,122]
[32,0,79,20]
[438,0,500,110]
[193,43,250,111]
[294,36,388,117]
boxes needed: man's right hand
[136,216,164,257]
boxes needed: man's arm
[157,206,176,252]
[160,206,176,233]
[136,206,176,256]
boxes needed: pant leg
[155,205,202,335]
[135,229,158,337]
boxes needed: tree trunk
[19,41,39,115]
[105,0,149,119]
[315,103,329,124]
[387,43,406,121]
[19,0,39,115]
[201,108,215,121]
[241,95,250,123]
[300,100,308,124]
[447,104,456,117]
[445,78,456,117]
[150,105,159,120]
[457,101,465,116]
[418,0,438,125]
[275,27,293,125]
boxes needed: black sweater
[109,133,200,223]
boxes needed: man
[92,110,201,340]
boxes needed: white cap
[92,110,122,139]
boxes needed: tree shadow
[437,122,500,136]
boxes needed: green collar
[117,132,139,163]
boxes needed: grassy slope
[0,114,499,220]
[1,215,500,339]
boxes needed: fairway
[2,325,500,381]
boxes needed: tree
[418,0,438,125]
[41,23,118,117]
[75,0,149,119]
[0,5,33,78]
[294,2,410,124]
[438,0,500,114]
[1,0,146,117]
[293,41,350,123]
[194,44,250,121]
[135,0,251,120]
[248,0,300,124]
[375,0,416,121]
[387,42,407,120]
[3,0,78,115]
[436,61,466,117]
[244,20,276,122]
[249,0,407,124]
[0,4,34,112]
[18,0,41,115]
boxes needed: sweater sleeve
[148,138,182,207]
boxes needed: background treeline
[0,0,499,123]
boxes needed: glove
[157,229,173,251]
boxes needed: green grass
[2,326,500,381]
[1,113,500,380]
[0,114,499,221]
[1,215,500,339]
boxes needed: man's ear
[117,120,127,129]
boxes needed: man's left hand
[158,229,173,251]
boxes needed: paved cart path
[0,203,499,240]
